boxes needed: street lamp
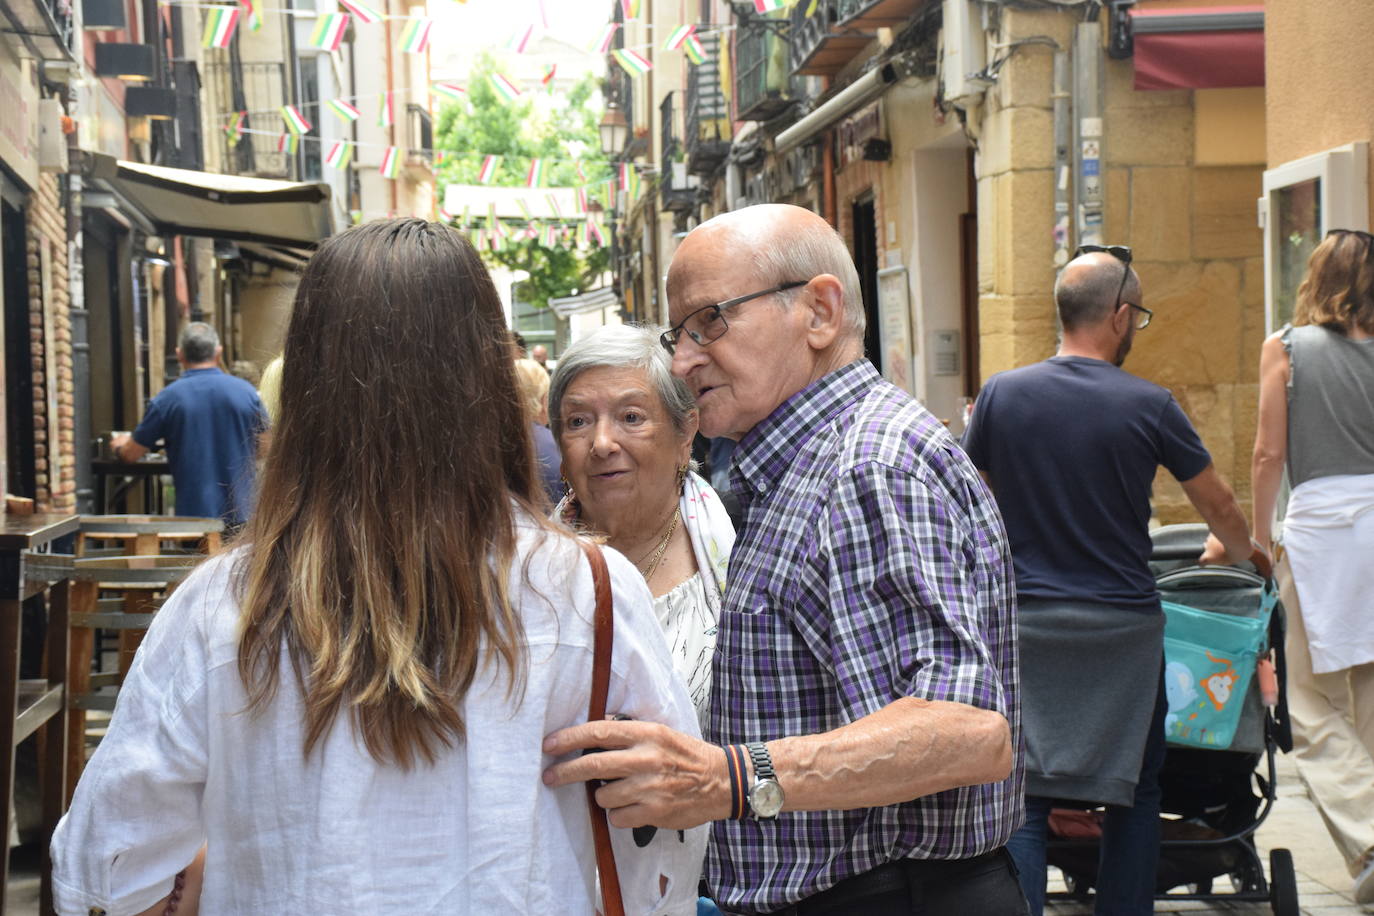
[599,104,629,157]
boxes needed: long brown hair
[237,218,542,768]
[1295,230,1374,335]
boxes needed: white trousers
[1278,552,1374,873]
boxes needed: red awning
[1131,5,1264,91]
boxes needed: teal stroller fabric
[1163,582,1279,750]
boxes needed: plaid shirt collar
[731,359,877,502]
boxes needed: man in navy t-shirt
[962,248,1254,915]
[112,322,268,528]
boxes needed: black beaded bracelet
[723,744,748,820]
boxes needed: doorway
[3,198,34,498]
[852,195,880,364]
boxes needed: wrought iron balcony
[735,8,800,122]
[790,0,925,76]
[204,61,294,180]
[0,0,75,61]
[406,103,433,166]
[658,92,695,214]
[684,30,730,176]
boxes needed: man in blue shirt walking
[112,322,268,528]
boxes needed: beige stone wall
[26,172,75,513]
[1266,0,1374,219]
[975,6,1265,523]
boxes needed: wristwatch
[744,741,784,819]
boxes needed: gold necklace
[636,507,681,582]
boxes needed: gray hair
[698,205,866,338]
[178,321,220,364]
[548,324,696,440]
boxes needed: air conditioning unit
[38,99,68,173]
[941,0,989,104]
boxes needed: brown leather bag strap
[579,539,625,916]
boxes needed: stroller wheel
[1269,848,1299,916]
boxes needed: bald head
[669,204,866,338]
[1055,252,1142,332]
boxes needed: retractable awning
[101,160,333,247]
[548,286,619,319]
[1131,5,1264,91]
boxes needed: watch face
[750,778,784,818]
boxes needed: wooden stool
[64,555,202,804]
[76,515,224,559]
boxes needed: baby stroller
[1045,523,1297,914]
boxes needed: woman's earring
[676,464,688,493]
[561,476,578,506]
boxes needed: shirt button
[89,908,107,916]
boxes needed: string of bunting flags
[222,124,636,213]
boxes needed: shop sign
[0,39,38,189]
[836,101,883,170]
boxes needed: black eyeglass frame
[659,280,809,354]
[1073,244,1153,330]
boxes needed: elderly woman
[550,324,734,721]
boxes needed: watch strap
[745,741,775,782]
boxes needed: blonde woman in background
[514,356,566,504]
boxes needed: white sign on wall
[877,265,913,396]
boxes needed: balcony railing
[684,30,730,176]
[0,0,75,61]
[658,93,695,215]
[406,104,433,164]
[735,9,799,122]
[789,0,923,76]
[205,61,293,179]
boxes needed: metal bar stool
[0,514,80,916]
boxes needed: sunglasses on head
[1073,245,1152,329]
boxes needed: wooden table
[0,513,79,915]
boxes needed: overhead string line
[228,124,620,174]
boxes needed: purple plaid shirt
[705,360,1023,914]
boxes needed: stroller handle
[1150,545,1274,581]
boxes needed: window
[1261,142,1369,333]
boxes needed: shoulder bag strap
[579,539,626,916]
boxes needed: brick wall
[26,172,74,513]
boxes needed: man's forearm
[766,697,1013,812]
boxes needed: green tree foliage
[435,53,610,309]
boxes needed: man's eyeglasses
[1074,244,1153,330]
[659,281,808,355]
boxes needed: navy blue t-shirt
[961,356,1211,610]
[133,368,267,527]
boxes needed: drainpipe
[1052,49,1071,266]
[67,173,93,513]
[384,0,397,214]
[284,0,304,180]
[1072,21,1104,246]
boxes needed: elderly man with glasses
[544,204,1026,914]
[961,246,1257,915]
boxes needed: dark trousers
[1006,674,1169,915]
[766,849,1029,915]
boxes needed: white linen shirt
[51,519,706,915]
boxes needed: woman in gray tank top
[1206,228,1374,902]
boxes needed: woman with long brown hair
[51,218,705,914]
[1206,228,1374,902]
